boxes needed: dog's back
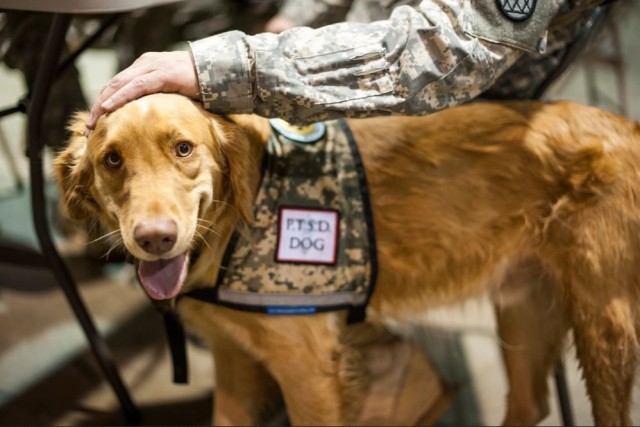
[348,101,640,314]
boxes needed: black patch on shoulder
[496,0,537,22]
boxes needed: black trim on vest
[338,119,378,324]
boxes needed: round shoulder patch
[269,119,326,144]
[497,0,537,22]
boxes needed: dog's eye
[175,141,193,157]
[104,151,122,168]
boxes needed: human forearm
[87,0,568,131]
[191,2,522,124]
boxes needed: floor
[1,5,640,426]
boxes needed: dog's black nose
[134,219,178,255]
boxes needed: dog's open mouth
[138,254,188,300]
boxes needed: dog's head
[54,93,261,300]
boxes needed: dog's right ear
[53,112,99,221]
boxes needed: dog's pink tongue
[138,254,187,300]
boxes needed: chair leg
[27,13,140,424]
[554,359,575,426]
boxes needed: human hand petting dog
[85,51,199,133]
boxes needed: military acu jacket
[190,0,607,125]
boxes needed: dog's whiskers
[87,228,122,245]
[193,230,213,253]
[104,237,125,260]
[211,198,235,211]
[197,218,214,227]
[197,220,224,239]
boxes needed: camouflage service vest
[187,119,378,324]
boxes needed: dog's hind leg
[494,262,570,426]
[211,331,283,426]
[569,293,638,426]
[542,201,640,425]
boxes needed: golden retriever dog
[54,93,640,426]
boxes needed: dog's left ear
[208,115,258,225]
[53,112,100,221]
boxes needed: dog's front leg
[210,331,283,426]
[261,313,347,426]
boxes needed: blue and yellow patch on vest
[187,119,377,323]
[269,118,327,144]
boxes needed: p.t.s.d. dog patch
[276,207,340,265]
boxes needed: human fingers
[86,51,198,131]
[102,70,167,112]
[86,61,153,130]
[85,57,156,131]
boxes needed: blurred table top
[0,0,186,14]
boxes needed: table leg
[27,13,141,424]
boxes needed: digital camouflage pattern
[215,120,373,310]
[191,0,613,125]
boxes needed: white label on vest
[276,207,340,265]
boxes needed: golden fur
[54,93,640,426]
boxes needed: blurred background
[0,1,639,425]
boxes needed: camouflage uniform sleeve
[278,0,353,28]
[189,0,559,124]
